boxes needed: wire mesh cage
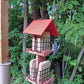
[32,37,51,52]
[28,36,57,52]
[29,67,50,83]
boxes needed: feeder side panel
[30,59,36,80]
[37,37,41,52]
[40,32,50,52]
[37,32,50,52]
[37,60,51,82]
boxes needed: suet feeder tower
[23,19,58,84]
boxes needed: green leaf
[63,79,71,84]
[71,1,80,5]
[60,29,65,34]
[59,7,64,14]
[78,66,82,72]
[71,37,75,43]
[68,4,73,9]
[81,4,84,12]
[69,60,78,66]
[65,33,71,41]
[63,56,71,61]
[78,29,84,36]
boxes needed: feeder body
[23,19,59,84]
[32,32,50,52]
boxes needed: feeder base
[26,76,54,84]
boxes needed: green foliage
[8,0,33,83]
[78,66,82,72]
[51,0,84,83]
[50,69,55,78]
[69,60,78,66]
[62,73,84,84]
[12,76,23,84]
[63,56,71,61]
[9,0,24,81]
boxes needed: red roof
[23,19,58,36]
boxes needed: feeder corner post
[36,55,45,69]
[0,0,11,84]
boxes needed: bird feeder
[23,19,58,84]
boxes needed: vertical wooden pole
[36,55,45,69]
[0,1,11,84]
[0,0,9,63]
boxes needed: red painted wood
[26,76,29,81]
[26,76,54,84]
[23,19,58,36]
[26,48,52,57]
[25,19,56,84]
[36,55,45,70]
[43,77,54,84]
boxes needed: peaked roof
[23,19,59,36]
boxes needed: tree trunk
[31,0,41,20]
[55,62,61,84]
[55,2,62,84]
[41,6,49,19]
[83,35,84,45]
[23,0,28,82]
[53,1,55,18]
[69,46,84,81]
[56,1,59,19]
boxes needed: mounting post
[0,0,11,84]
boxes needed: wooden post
[36,55,45,69]
[0,0,9,63]
[0,1,11,84]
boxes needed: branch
[69,46,84,81]
[64,50,70,73]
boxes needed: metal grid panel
[29,67,50,83]
[32,37,51,52]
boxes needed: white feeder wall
[37,60,51,82]
[30,59,36,80]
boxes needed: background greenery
[9,0,84,84]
